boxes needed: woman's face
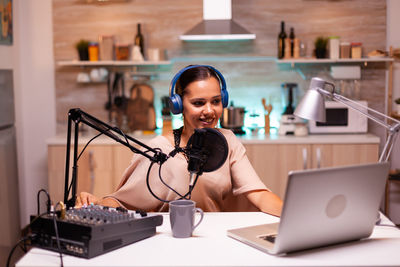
[182,77,223,132]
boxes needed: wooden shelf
[276,57,394,80]
[56,60,172,67]
[276,57,394,65]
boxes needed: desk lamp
[294,77,400,162]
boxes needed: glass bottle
[289,27,295,57]
[134,23,145,59]
[278,21,287,59]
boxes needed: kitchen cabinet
[47,135,379,205]
[48,144,116,203]
[113,145,135,186]
[48,142,139,204]
[244,143,379,199]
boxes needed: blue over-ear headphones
[168,65,229,114]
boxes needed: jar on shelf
[115,44,130,60]
[99,35,114,61]
[351,42,362,59]
[340,42,351,58]
[329,36,340,59]
[88,42,99,61]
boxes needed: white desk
[16,212,400,267]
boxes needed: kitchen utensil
[220,101,245,133]
[262,98,273,135]
[125,83,156,131]
[279,83,302,135]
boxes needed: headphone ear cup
[221,88,229,108]
[169,94,183,114]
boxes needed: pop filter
[186,128,228,174]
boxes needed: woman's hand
[75,192,99,208]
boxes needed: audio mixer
[29,205,163,258]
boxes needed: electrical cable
[77,131,104,161]
[115,127,130,147]
[14,189,64,267]
[146,162,168,203]
[67,129,115,200]
[37,189,51,215]
[67,131,106,197]
[146,159,197,203]
[157,160,189,199]
[53,202,64,267]
[6,237,30,267]
[9,189,61,267]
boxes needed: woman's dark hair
[175,65,220,98]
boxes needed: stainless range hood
[179,0,256,41]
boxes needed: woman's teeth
[200,118,213,123]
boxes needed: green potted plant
[75,39,89,61]
[395,98,400,114]
[314,37,328,59]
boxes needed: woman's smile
[199,115,216,126]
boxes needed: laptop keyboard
[259,234,277,243]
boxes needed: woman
[77,65,283,216]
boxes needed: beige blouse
[106,128,268,212]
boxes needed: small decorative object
[75,39,89,61]
[115,44,130,60]
[395,98,400,114]
[0,0,13,45]
[262,98,273,135]
[131,45,144,61]
[314,36,328,59]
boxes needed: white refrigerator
[0,70,20,258]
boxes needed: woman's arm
[245,190,283,217]
[75,192,121,208]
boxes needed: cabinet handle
[316,147,321,169]
[302,148,308,170]
[88,151,95,194]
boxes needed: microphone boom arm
[64,108,168,208]
[316,85,400,162]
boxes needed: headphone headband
[168,65,229,114]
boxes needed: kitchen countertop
[47,131,380,146]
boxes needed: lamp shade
[294,78,327,122]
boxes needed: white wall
[1,0,56,226]
[387,0,400,169]
[386,0,400,223]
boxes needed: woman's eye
[192,101,204,106]
[212,99,221,105]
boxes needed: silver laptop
[227,162,390,255]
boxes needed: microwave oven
[308,100,368,134]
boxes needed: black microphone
[185,128,228,188]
